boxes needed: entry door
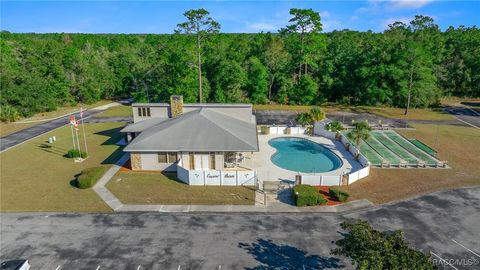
[193,153,211,170]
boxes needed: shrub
[0,104,20,122]
[76,166,107,189]
[292,185,327,206]
[67,149,88,159]
[329,187,350,202]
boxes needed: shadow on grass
[94,126,125,146]
[238,239,344,270]
[37,142,69,157]
[93,126,126,165]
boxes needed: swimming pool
[269,137,343,173]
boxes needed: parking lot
[1,187,479,269]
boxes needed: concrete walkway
[92,153,374,213]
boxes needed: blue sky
[1,1,479,33]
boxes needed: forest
[1,8,479,121]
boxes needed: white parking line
[177,265,181,270]
[96,266,101,270]
[431,251,459,270]
[55,265,62,270]
[137,266,141,270]
[451,115,480,129]
[452,239,480,258]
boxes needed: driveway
[1,187,479,269]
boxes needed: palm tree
[326,120,344,140]
[296,112,312,126]
[308,106,325,134]
[347,120,372,159]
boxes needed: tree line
[1,8,479,121]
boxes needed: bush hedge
[292,185,327,206]
[76,166,107,189]
[67,149,88,159]
[329,187,350,202]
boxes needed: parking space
[1,187,479,270]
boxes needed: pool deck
[252,134,363,183]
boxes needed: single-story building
[121,96,259,185]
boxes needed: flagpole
[70,123,76,152]
[80,107,89,156]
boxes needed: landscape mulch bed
[315,186,343,206]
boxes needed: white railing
[267,126,307,135]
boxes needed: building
[121,96,259,185]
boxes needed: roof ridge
[199,109,257,149]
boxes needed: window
[138,107,151,117]
[158,152,167,163]
[209,152,216,169]
[168,152,177,163]
[158,152,177,163]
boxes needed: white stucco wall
[139,153,177,172]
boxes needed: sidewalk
[93,154,374,213]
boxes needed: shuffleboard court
[372,132,419,164]
[365,136,400,165]
[384,130,438,165]
[358,142,384,165]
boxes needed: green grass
[95,105,133,117]
[107,171,256,205]
[0,122,126,212]
[358,143,383,166]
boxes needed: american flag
[69,115,78,130]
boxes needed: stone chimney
[170,95,183,118]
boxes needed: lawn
[107,171,256,205]
[94,104,133,117]
[343,124,480,204]
[0,100,113,137]
[0,122,126,212]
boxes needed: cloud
[245,22,279,32]
[319,11,330,18]
[323,19,343,32]
[387,0,434,10]
[381,16,413,29]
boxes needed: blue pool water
[269,137,343,173]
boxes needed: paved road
[0,109,106,152]
[444,106,480,129]
[1,187,479,269]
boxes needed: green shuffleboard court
[383,130,438,165]
[372,132,419,164]
[344,130,439,167]
[409,139,437,156]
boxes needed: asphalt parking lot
[1,187,479,269]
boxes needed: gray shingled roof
[124,108,259,152]
[120,117,168,133]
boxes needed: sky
[1,1,479,34]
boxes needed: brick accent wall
[170,95,183,118]
[130,153,142,170]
